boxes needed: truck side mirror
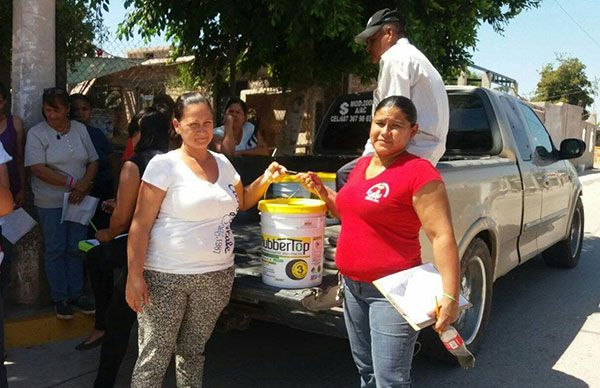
[558,139,586,160]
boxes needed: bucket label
[261,234,323,285]
[262,236,311,256]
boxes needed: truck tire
[420,237,493,364]
[543,197,584,268]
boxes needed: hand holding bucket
[262,162,288,184]
[297,172,327,199]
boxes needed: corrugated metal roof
[67,57,144,85]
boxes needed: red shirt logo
[365,183,390,203]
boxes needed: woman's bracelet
[65,175,75,189]
[443,292,458,303]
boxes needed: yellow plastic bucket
[316,172,336,193]
[270,172,336,199]
[258,198,326,288]
[314,172,338,224]
[270,175,311,199]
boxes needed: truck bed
[227,222,348,337]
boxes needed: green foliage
[532,54,594,110]
[111,0,539,90]
[57,0,107,68]
[166,62,205,92]
[0,1,105,69]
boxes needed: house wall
[243,87,324,154]
[91,64,181,145]
[532,102,597,169]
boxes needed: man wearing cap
[330,8,450,387]
[336,8,449,189]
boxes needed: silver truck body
[227,86,584,346]
[427,87,581,281]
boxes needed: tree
[0,1,105,86]
[56,0,107,86]
[101,0,540,153]
[532,54,594,112]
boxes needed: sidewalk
[7,335,143,387]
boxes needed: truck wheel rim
[457,255,486,345]
[569,207,582,257]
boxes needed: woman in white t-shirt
[126,92,287,387]
[212,97,272,157]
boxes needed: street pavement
[7,171,600,387]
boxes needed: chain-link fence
[65,30,192,148]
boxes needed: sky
[470,0,600,102]
[103,0,600,111]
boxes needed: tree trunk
[228,38,236,96]
[275,86,322,156]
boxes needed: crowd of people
[0,7,461,387]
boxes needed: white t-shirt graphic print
[142,150,241,274]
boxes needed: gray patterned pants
[131,267,235,388]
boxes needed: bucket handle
[264,171,325,200]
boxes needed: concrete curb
[5,311,94,349]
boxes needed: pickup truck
[224,86,586,356]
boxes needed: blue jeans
[36,207,87,302]
[344,277,419,388]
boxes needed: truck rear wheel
[420,237,493,364]
[543,197,584,268]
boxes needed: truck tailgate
[228,223,348,337]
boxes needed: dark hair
[384,21,405,37]
[174,92,212,120]
[42,87,70,110]
[152,93,175,119]
[0,82,8,100]
[134,107,170,153]
[69,93,92,107]
[0,82,9,115]
[380,9,406,36]
[225,97,248,116]
[375,95,418,125]
[128,108,153,138]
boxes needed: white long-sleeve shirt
[363,38,449,165]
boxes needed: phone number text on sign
[329,99,373,123]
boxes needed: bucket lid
[316,172,336,182]
[277,175,302,183]
[258,198,326,214]
[276,172,335,183]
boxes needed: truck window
[446,93,494,156]
[499,96,532,161]
[518,103,555,157]
[317,94,373,155]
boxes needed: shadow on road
[204,320,356,388]
[412,235,600,387]
[199,236,599,387]
[15,236,597,387]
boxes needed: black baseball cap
[355,8,402,45]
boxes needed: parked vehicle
[224,86,586,357]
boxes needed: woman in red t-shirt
[299,95,460,387]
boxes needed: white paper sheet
[60,194,99,225]
[0,207,38,244]
[373,263,472,331]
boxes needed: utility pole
[10,0,56,304]
[11,0,56,129]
